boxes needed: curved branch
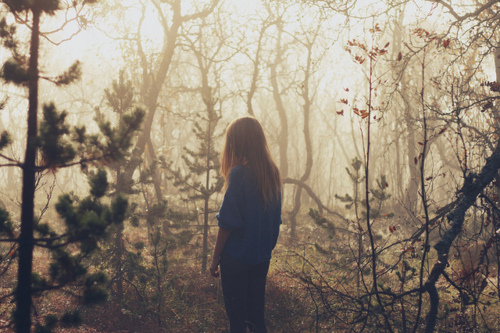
[433,0,500,22]
[182,0,221,22]
[423,145,500,332]
[283,177,346,220]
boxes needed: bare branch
[432,0,500,22]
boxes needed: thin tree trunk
[414,50,430,333]
[364,27,392,332]
[288,34,315,241]
[115,225,124,300]
[16,6,41,333]
[270,21,288,180]
[123,1,183,183]
[202,117,212,273]
[404,94,419,212]
[146,137,164,203]
[495,47,500,84]
[246,22,269,116]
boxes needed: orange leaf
[355,55,365,64]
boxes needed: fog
[1,0,500,332]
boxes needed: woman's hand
[210,258,220,278]
[210,228,231,278]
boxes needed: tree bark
[288,39,314,240]
[246,22,269,116]
[270,20,288,180]
[404,80,419,212]
[202,109,213,273]
[424,147,500,332]
[146,136,164,203]
[495,47,500,84]
[16,6,41,333]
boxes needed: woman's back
[217,165,281,265]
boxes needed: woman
[210,116,282,333]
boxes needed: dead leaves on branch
[476,81,500,112]
[352,107,369,119]
[336,98,382,120]
[413,28,453,50]
[345,37,390,63]
[481,81,500,93]
[339,22,391,120]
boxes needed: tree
[260,0,332,240]
[266,1,291,181]
[281,1,500,329]
[0,1,144,332]
[166,40,224,269]
[285,7,326,240]
[167,116,223,272]
[93,70,150,302]
[103,0,221,194]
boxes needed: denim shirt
[216,165,282,265]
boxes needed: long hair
[220,116,281,206]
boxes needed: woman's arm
[210,227,232,277]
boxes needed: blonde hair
[220,116,281,206]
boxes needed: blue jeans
[220,253,270,333]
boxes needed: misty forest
[1,0,500,332]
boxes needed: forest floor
[0,244,315,333]
[4,229,500,332]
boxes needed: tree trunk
[270,21,288,180]
[201,118,212,273]
[424,147,500,332]
[123,2,183,184]
[16,7,41,333]
[495,47,500,83]
[202,196,209,272]
[114,225,124,300]
[288,39,314,241]
[146,137,164,203]
[404,84,419,212]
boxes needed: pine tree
[167,112,223,272]
[96,71,136,301]
[0,2,144,332]
[335,158,392,219]
[330,158,392,290]
[93,71,170,303]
